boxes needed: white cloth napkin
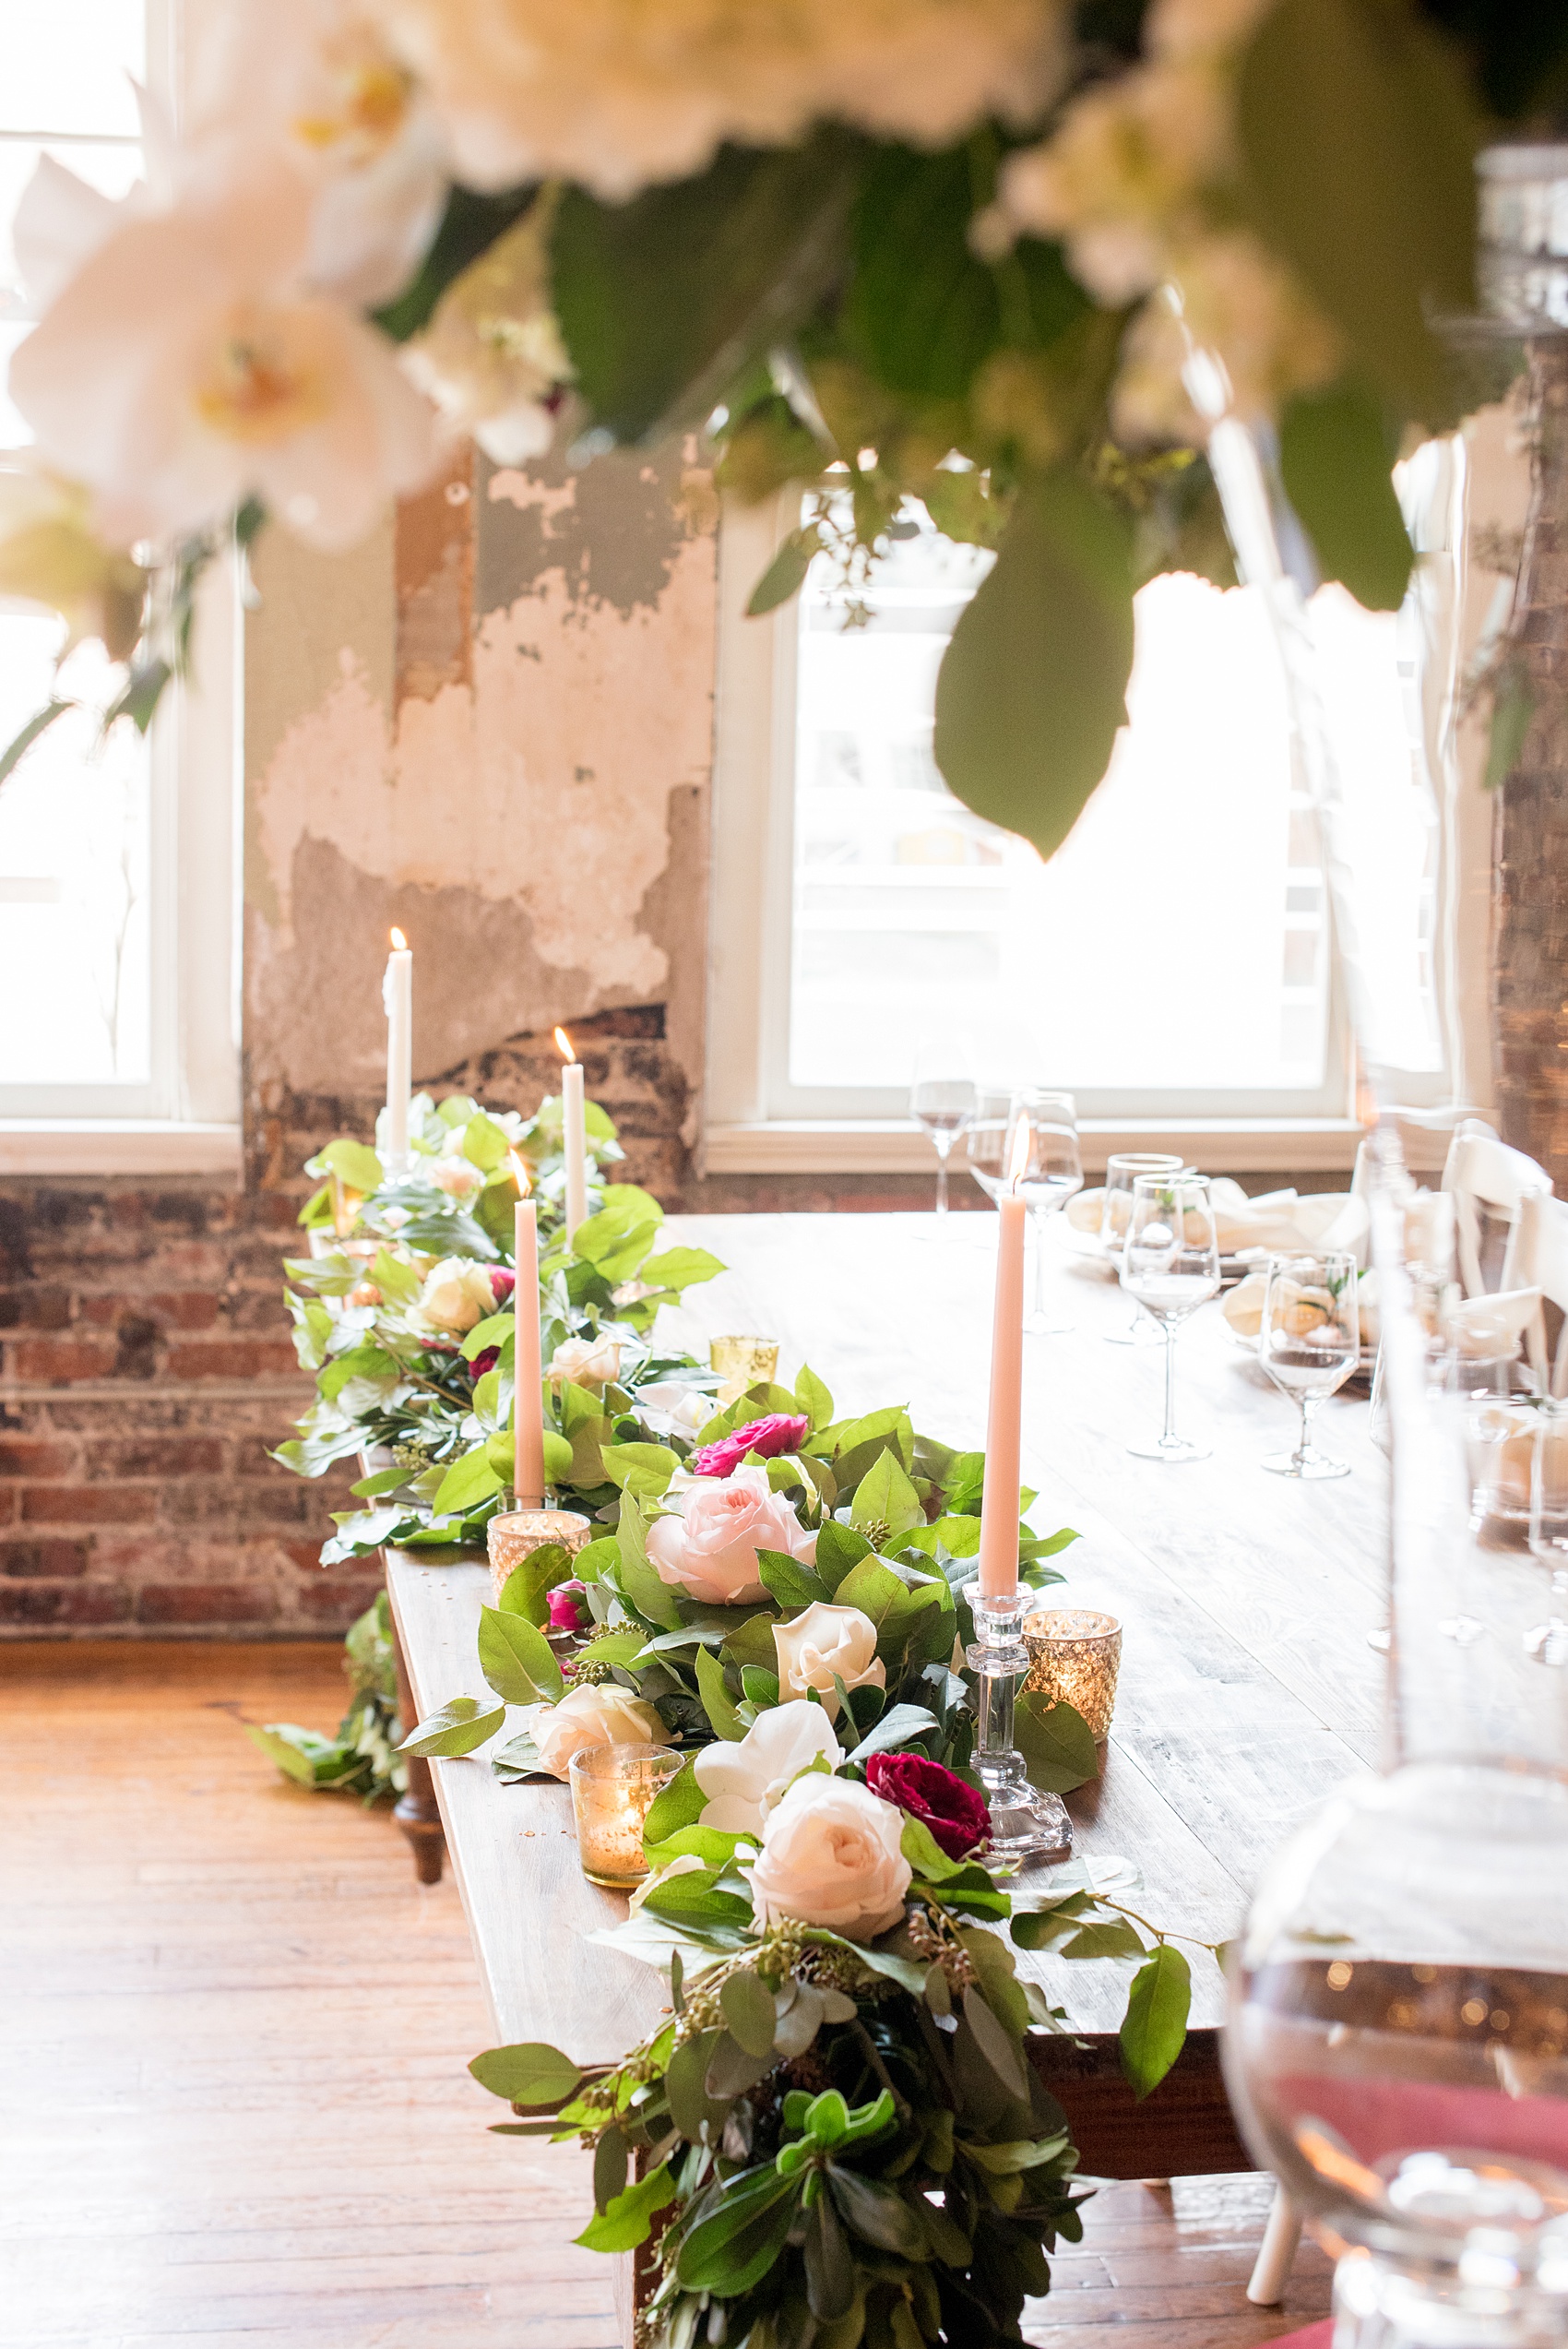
[1442,1286,1543,1361]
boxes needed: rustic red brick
[6,1339,116,1384]
[0,1581,131,1627]
[163,1339,300,1380]
[0,1438,77,1479]
[0,1538,90,1579]
[296,1574,383,1619]
[136,1581,279,1626]
[20,1485,159,1525]
[0,1286,71,1331]
[282,1538,329,1572]
[93,1437,226,1480]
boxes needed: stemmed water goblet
[909,1038,976,1223]
[961,1087,1012,1221]
[1526,1402,1568,1667]
[1257,1249,1360,1478]
[1122,1173,1221,1462]
[1100,1151,1186,1346]
[1006,1090,1082,1335]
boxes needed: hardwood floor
[0,1641,1332,2347]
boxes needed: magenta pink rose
[547,1580,590,1632]
[646,1465,816,1606]
[489,1269,516,1304]
[688,1413,810,1479]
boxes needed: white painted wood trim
[0,1120,244,1175]
[704,1117,1366,1177]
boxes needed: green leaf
[398,1695,505,1757]
[498,1543,570,1628]
[1009,1892,1097,1950]
[695,1642,746,1742]
[1061,1918,1147,1961]
[803,2182,855,2321]
[636,1246,726,1297]
[0,697,73,786]
[317,1342,401,1404]
[599,1442,681,1496]
[756,1548,829,1611]
[1012,1692,1099,1794]
[593,2125,629,2212]
[244,1722,338,1788]
[541,1427,575,1485]
[460,1310,516,1361]
[614,1492,683,1631]
[575,2162,678,2253]
[1120,1943,1193,2100]
[642,1753,707,1847]
[469,2040,583,2106]
[432,1445,505,1519]
[961,1985,1030,2103]
[741,1665,780,1707]
[933,471,1134,863]
[1485,661,1536,792]
[899,1813,966,1883]
[826,2167,927,2257]
[849,1450,924,1540]
[370,1246,421,1306]
[552,132,863,445]
[477,1605,564,1704]
[794,1364,834,1431]
[1279,376,1412,610]
[842,1702,941,1765]
[814,1519,873,1592]
[720,1969,780,2059]
[747,526,821,616]
[677,2166,801,2295]
[462,1112,511,1173]
[318,1138,385,1193]
[1236,0,1479,418]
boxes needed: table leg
[386,1558,445,1885]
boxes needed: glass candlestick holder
[569,1743,683,1889]
[965,1583,1075,1860]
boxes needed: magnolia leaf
[814,1519,873,1592]
[593,2125,629,2212]
[843,1702,940,1765]
[1120,1942,1193,2100]
[398,1695,505,1757]
[849,1450,924,1540]
[747,527,821,616]
[642,1754,707,1847]
[460,1310,516,1361]
[636,1246,725,1295]
[932,471,1134,862]
[756,1548,828,1611]
[469,2040,583,2105]
[477,1604,564,1704]
[462,1111,511,1172]
[1061,1917,1147,1962]
[794,1363,834,1431]
[1236,0,1479,418]
[1013,1691,1099,1793]
[961,1985,1030,2103]
[432,1445,505,1519]
[720,1969,779,2059]
[615,1492,683,1631]
[1279,376,1412,610]
[574,2162,678,2253]
[498,1542,570,1627]
[541,1427,575,1485]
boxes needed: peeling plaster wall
[244,439,719,1146]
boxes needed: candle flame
[389,926,408,951]
[1008,1119,1030,1188]
[553,1026,576,1063]
[507,1150,531,1198]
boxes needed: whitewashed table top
[386,1211,1385,2059]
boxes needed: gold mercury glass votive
[709,1334,779,1407]
[1021,1609,1123,1742]
[486,1507,593,1604]
[569,1743,682,1888]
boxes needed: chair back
[1442,1129,1552,1296]
[1513,1190,1568,1395]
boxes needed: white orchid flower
[400,195,569,465]
[9,157,437,553]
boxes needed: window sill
[0,1122,244,1177]
[704,1118,1366,1178]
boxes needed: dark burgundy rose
[489,1268,517,1305]
[547,1580,591,1632]
[469,1346,500,1380]
[864,1751,991,1861]
[688,1412,810,1479]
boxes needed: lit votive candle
[569,1743,682,1889]
[709,1334,778,1408]
[1021,1609,1123,1742]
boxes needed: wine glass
[1526,1401,1568,1666]
[962,1088,1013,1206]
[1257,1249,1360,1478]
[1100,1151,1186,1346]
[1122,1173,1221,1463]
[909,1038,976,1222]
[1007,1090,1082,1335]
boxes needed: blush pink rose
[646,1464,815,1606]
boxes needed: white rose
[547,1333,624,1393]
[773,1600,885,1723]
[646,1464,815,1607]
[413,1256,502,1334]
[531,1683,664,1780]
[636,1380,712,1441]
[747,1774,911,1941]
[694,1700,841,1837]
[430,1157,482,1198]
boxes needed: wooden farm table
[386,1210,1385,2219]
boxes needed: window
[707,481,1457,1174]
[0,1,239,1167]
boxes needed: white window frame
[0,0,241,1175]
[705,492,1364,1176]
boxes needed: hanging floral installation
[3,0,1556,850]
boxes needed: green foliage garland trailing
[245,1591,406,1802]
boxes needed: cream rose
[694,1699,841,1836]
[773,1600,885,1723]
[430,1157,483,1198]
[413,1256,502,1335]
[531,1683,664,1780]
[547,1333,624,1393]
[746,1773,911,1941]
[646,1465,815,1606]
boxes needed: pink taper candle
[976,1124,1029,1597]
[510,1163,545,1508]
